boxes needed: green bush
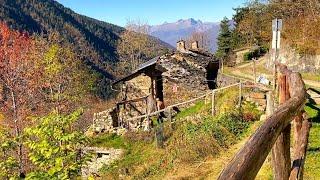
[217,111,250,138]
[243,51,253,61]
[243,46,269,61]
[242,101,263,121]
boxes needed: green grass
[302,72,320,82]
[90,132,167,179]
[90,87,262,179]
[174,101,206,120]
[90,133,127,149]
[304,101,320,179]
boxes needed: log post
[205,94,207,104]
[266,91,274,116]
[271,73,291,180]
[253,58,257,84]
[212,90,216,116]
[217,68,306,180]
[290,113,311,180]
[238,81,242,107]
[155,122,164,148]
[168,106,172,122]
[293,112,303,154]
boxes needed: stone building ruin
[90,40,233,134]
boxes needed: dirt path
[227,57,320,89]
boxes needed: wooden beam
[218,66,306,180]
[290,113,311,180]
[271,73,291,180]
[117,95,149,106]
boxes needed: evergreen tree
[216,17,232,63]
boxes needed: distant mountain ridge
[147,18,221,52]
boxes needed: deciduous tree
[24,110,90,179]
[0,22,42,173]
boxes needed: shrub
[243,51,253,61]
[243,46,269,61]
[242,101,263,122]
[24,110,90,179]
[217,111,250,138]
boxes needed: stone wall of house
[216,73,240,87]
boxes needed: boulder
[260,114,267,121]
[250,92,266,99]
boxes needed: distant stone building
[233,47,251,64]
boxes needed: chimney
[176,40,186,52]
[191,41,199,50]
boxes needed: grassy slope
[89,87,263,179]
[89,85,320,179]
[304,99,320,179]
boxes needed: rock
[250,92,266,99]
[260,114,267,121]
[81,148,123,178]
[94,126,103,133]
[117,128,127,136]
[257,105,266,112]
[85,130,96,137]
[251,98,267,107]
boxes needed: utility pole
[272,18,282,90]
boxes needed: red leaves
[0,22,42,125]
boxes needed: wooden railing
[218,64,309,180]
[123,82,243,123]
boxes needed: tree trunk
[11,90,23,174]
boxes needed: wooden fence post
[253,58,257,84]
[238,81,242,107]
[217,69,306,180]
[271,73,291,180]
[168,106,172,122]
[211,90,216,116]
[155,122,164,148]
[266,91,274,116]
[290,113,311,180]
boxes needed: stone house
[91,40,225,133]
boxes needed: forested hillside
[0,0,170,77]
[233,0,320,55]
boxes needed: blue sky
[57,0,247,27]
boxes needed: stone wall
[216,73,240,88]
[82,148,123,178]
[276,44,320,72]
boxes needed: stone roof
[113,50,219,91]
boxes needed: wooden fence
[218,63,309,180]
[123,82,244,123]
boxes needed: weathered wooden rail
[218,63,309,180]
[123,82,243,123]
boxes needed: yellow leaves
[44,44,63,76]
[0,112,4,122]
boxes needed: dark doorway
[206,61,220,89]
